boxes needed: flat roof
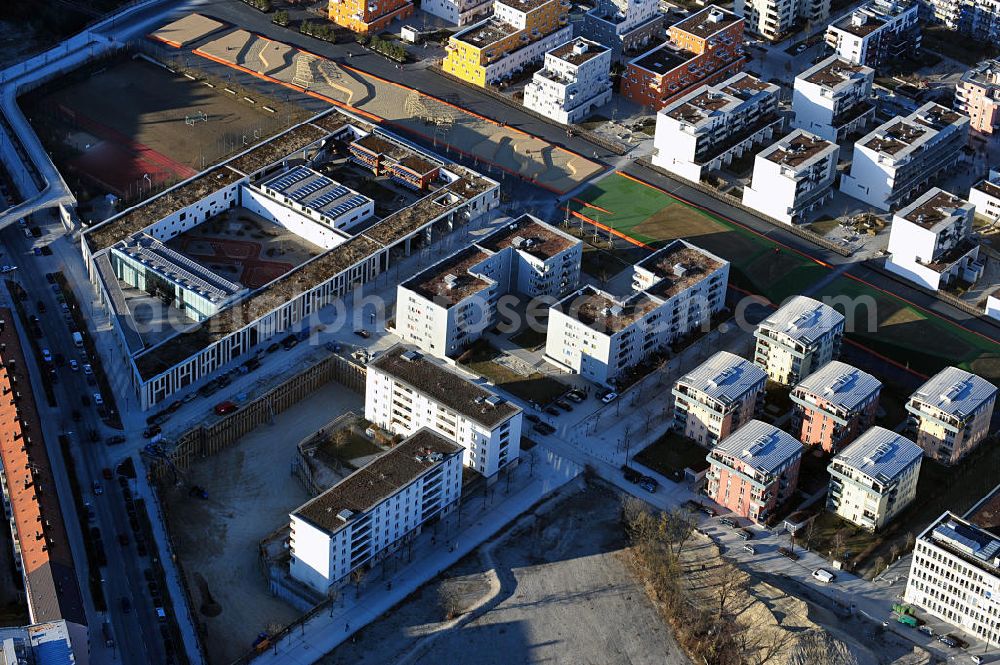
[453,18,519,50]
[832,426,921,482]
[922,512,1000,575]
[352,134,410,161]
[549,38,608,66]
[631,42,693,76]
[961,58,1000,91]
[757,295,844,345]
[792,360,882,412]
[294,428,462,535]
[563,286,663,334]
[896,188,971,230]
[403,246,494,308]
[763,131,836,169]
[369,345,521,428]
[228,123,328,176]
[663,73,776,125]
[909,366,997,419]
[800,56,872,89]
[113,234,244,303]
[862,118,927,155]
[261,166,371,220]
[973,174,1000,200]
[676,351,766,405]
[671,6,741,39]
[712,420,803,475]
[476,214,578,261]
[497,0,554,11]
[637,242,726,300]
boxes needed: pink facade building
[790,360,882,453]
[956,59,1000,135]
[705,420,803,524]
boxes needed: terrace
[403,246,493,307]
[639,246,723,300]
[862,119,926,156]
[672,7,741,39]
[899,190,968,229]
[353,134,411,162]
[454,18,520,50]
[571,287,661,334]
[549,39,608,66]
[765,133,835,168]
[478,217,576,260]
[631,42,692,76]
[803,57,869,89]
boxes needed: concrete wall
[241,186,350,250]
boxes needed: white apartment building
[827,427,922,532]
[581,0,663,61]
[523,38,613,124]
[396,214,581,358]
[546,240,729,387]
[422,0,492,25]
[753,295,845,386]
[825,0,920,71]
[651,72,783,183]
[792,56,875,143]
[743,130,840,225]
[671,351,767,448]
[925,0,1000,45]
[968,170,1000,221]
[839,103,970,211]
[735,0,829,42]
[289,428,463,593]
[987,294,1000,320]
[906,366,997,465]
[886,188,984,291]
[366,345,523,478]
[904,512,1000,645]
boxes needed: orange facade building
[328,0,414,34]
[956,59,1000,135]
[621,6,745,110]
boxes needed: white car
[69,360,79,371]
[41,348,52,363]
[601,391,618,404]
[82,363,93,375]
[93,393,104,407]
[0,265,16,273]
[812,568,835,583]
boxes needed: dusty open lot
[163,381,363,665]
[322,480,689,665]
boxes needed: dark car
[143,425,161,439]
[120,597,131,614]
[102,467,113,480]
[281,335,298,350]
[40,245,52,256]
[266,342,281,354]
[45,273,56,284]
[698,505,718,517]
[354,329,371,339]
[622,467,642,483]
[737,529,753,541]
[106,435,126,446]
[544,406,560,417]
[778,547,800,561]
[214,400,237,416]
[533,422,555,435]
[554,400,573,412]
[720,517,738,528]
[525,414,541,424]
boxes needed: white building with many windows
[839,103,969,211]
[753,296,845,386]
[969,170,1000,221]
[581,0,663,61]
[825,0,920,71]
[366,345,523,478]
[742,130,840,224]
[289,428,463,593]
[545,240,729,387]
[826,427,922,532]
[904,512,1000,645]
[523,38,613,124]
[885,188,983,291]
[905,366,997,465]
[395,214,581,358]
[792,56,875,143]
[735,0,829,42]
[421,0,493,25]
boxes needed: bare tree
[873,556,887,577]
[351,568,367,598]
[437,584,467,621]
[831,531,846,560]
[802,520,817,550]
[736,621,798,665]
[658,508,698,559]
[889,542,901,564]
[711,562,748,620]
[904,531,916,552]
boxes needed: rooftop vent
[851,11,868,26]
[401,349,422,362]
[572,41,588,56]
[673,263,688,278]
[443,274,459,290]
[336,509,354,522]
[484,394,503,407]
[708,7,724,22]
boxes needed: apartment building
[651,72,783,183]
[366,345,523,478]
[581,0,663,61]
[442,0,572,87]
[753,295,845,386]
[886,188,983,291]
[839,102,970,211]
[705,420,803,524]
[827,427,922,531]
[904,512,1000,645]
[289,428,463,593]
[620,7,746,110]
[546,240,729,387]
[956,60,1000,134]
[328,0,414,33]
[523,38,613,124]
[672,351,767,448]
[742,130,840,225]
[925,0,1000,46]
[825,0,920,71]
[792,56,876,143]
[735,0,829,42]
[969,170,1000,220]
[422,0,493,25]
[905,366,997,465]
[791,360,882,452]
[396,214,581,358]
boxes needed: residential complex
[581,0,663,61]
[742,130,840,225]
[955,59,1000,134]
[753,295,845,386]
[327,0,414,34]
[422,0,493,26]
[523,38,613,124]
[366,345,523,478]
[824,0,920,71]
[80,110,500,410]
[620,7,746,110]
[925,0,1000,46]
[651,72,782,183]
[735,0,829,42]
[826,427,922,531]
[905,366,997,465]
[791,56,875,143]
[545,240,729,387]
[671,351,767,448]
[885,188,983,291]
[289,428,463,593]
[441,0,573,87]
[791,360,882,452]
[904,512,1000,645]
[395,214,581,358]
[839,102,969,211]
[705,420,804,524]
[969,169,1000,221]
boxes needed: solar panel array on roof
[311,186,351,209]
[326,195,368,218]
[267,166,312,192]
[290,175,333,199]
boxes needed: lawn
[315,430,382,469]
[634,430,710,482]
[459,340,567,405]
[803,511,879,566]
[510,326,548,351]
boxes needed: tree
[802,520,817,550]
[272,9,289,26]
[831,531,846,561]
[889,542,901,564]
[711,562,747,620]
[873,556,887,577]
[904,531,916,552]
[351,568,367,598]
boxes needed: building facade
[651,72,782,183]
[523,38,613,124]
[422,0,493,26]
[969,169,1000,221]
[289,429,463,593]
[705,420,803,524]
[672,351,767,448]
[905,366,997,465]
[328,0,414,33]
[827,427,922,531]
[753,295,845,386]
[735,0,830,42]
[742,130,840,225]
[956,59,1000,134]
[839,102,969,211]
[792,56,876,143]
[885,188,983,291]
[366,345,523,478]
[545,240,729,387]
[581,0,663,61]
[824,0,920,71]
[620,7,746,110]
[791,360,882,452]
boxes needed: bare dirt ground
[322,479,690,665]
[163,381,363,665]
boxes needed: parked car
[266,342,281,354]
[600,390,618,404]
[737,529,753,541]
[622,467,642,483]
[720,516,738,528]
[525,414,540,424]
[639,478,658,493]
[281,335,298,350]
[778,547,800,561]
[698,504,717,517]
[106,435,126,446]
[532,422,555,436]
[214,400,237,416]
[354,329,371,339]
[554,400,573,412]
[36,300,45,313]
[93,393,104,407]
[41,348,52,363]
[918,625,934,636]
[69,359,79,371]
[565,391,584,404]
[544,406,560,417]
[120,597,131,614]
[101,468,113,480]
[812,568,835,583]
[92,481,103,496]
[938,635,958,648]
[143,425,161,439]
[743,543,756,555]
[82,363,93,375]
